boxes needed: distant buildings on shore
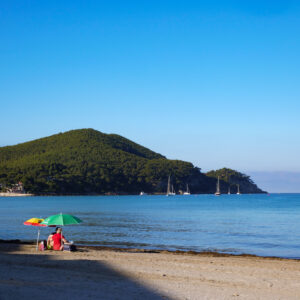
[1,182,25,194]
[0,182,33,196]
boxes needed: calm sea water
[1,194,300,258]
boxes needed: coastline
[1,241,300,300]
[0,192,34,197]
[0,239,298,261]
[0,192,268,197]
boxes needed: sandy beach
[1,242,300,300]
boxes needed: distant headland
[0,129,266,195]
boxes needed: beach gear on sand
[41,213,82,251]
[63,244,76,251]
[24,217,54,251]
[39,241,46,251]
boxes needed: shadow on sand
[0,242,171,300]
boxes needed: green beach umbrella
[41,213,83,226]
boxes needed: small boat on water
[228,186,231,195]
[237,184,241,195]
[140,191,147,196]
[166,176,176,196]
[183,184,191,195]
[215,176,221,196]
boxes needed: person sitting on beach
[52,227,69,251]
[47,228,58,250]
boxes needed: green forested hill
[0,129,265,194]
[206,168,265,194]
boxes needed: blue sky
[1,1,300,191]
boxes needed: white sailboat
[237,184,241,195]
[171,185,176,195]
[183,184,191,195]
[140,191,147,196]
[166,176,176,196]
[215,176,221,196]
[228,186,231,195]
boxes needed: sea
[1,193,300,259]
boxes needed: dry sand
[1,243,300,300]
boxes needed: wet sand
[1,242,300,300]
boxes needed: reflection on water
[1,194,300,258]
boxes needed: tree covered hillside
[206,168,265,194]
[0,129,265,195]
[0,129,201,194]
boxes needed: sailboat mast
[167,176,170,194]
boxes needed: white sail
[237,184,241,195]
[167,176,175,196]
[215,176,221,196]
[167,176,170,195]
[183,184,191,195]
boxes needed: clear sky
[1,1,300,191]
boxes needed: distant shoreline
[0,192,34,197]
[0,192,268,197]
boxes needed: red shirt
[52,233,65,250]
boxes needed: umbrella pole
[61,213,63,251]
[36,228,40,251]
[61,228,63,251]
